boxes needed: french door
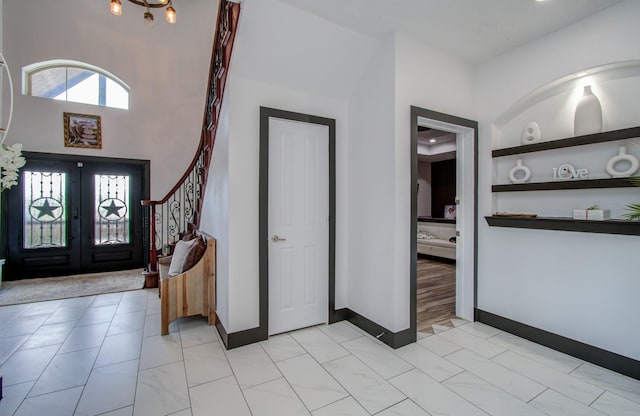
[3,153,149,280]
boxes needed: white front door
[268,117,329,336]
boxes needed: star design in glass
[32,199,61,220]
[101,200,125,219]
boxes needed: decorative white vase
[606,145,639,178]
[509,159,531,184]
[521,122,542,145]
[574,85,602,136]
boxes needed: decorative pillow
[167,237,206,276]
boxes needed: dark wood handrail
[141,0,240,276]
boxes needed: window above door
[22,60,130,110]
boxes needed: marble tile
[444,371,547,416]
[319,321,364,343]
[14,386,83,416]
[276,354,348,411]
[417,334,462,356]
[311,397,369,416]
[61,296,96,309]
[139,333,183,370]
[94,331,143,368]
[90,292,124,307]
[493,350,603,405]
[29,347,99,396]
[107,310,146,336]
[183,341,232,387]
[439,327,506,358]
[260,333,306,362]
[290,326,350,364]
[115,296,148,315]
[168,409,192,416]
[488,332,582,373]
[416,331,432,340]
[451,318,470,327]
[395,343,462,382]
[530,389,607,416]
[0,335,29,365]
[43,304,87,325]
[76,304,118,326]
[343,336,413,379]
[224,343,281,389]
[75,359,139,416]
[456,322,502,339]
[376,399,432,416]
[323,355,405,414]
[389,369,487,416]
[244,378,311,416]
[0,381,34,416]
[179,321,218,349]
[58,322,109,353]
[189,376,251,416]
[19,321,75,350]
[445,348,546,402]
[133,361,190,416]
[0,313,50,338]
[571,362,640,404]
[591,391,640,416]
[19,300,64,317]
[102,406,135,416]
[143,312,178,337]
[0,344,58,386]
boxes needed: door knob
[271,235,287,242]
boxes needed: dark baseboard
[475,309,640,381]
[345,309,416,349]
[330,308,348,324]
[216,322,267,350]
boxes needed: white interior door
[268,117,329,336]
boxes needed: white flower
[0,143,26,191]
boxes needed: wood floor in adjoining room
[417,256,458,333]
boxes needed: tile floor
[1,289,640,415]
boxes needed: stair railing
[141,0,240,276]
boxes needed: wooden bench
[158,235,216,335]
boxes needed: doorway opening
[416,127,458,332]
[410,106,478,336]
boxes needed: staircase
[141,0,240,279]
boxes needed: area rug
[0,269,146,306]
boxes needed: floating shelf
[492,177,638,192]
[485,216,640,236]
[492,126,640,157]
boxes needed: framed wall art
[64,112,102,149]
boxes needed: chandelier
[110,0,176,24]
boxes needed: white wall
[346,33,475,332]
[475,0,640,360]
[3,0,217,199]
[200,0,378,333]
[346,36,397,331]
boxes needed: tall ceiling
[277,0,625,63]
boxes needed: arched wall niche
[493,60,640,148]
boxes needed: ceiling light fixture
[110,0,176,24]
[429,139,437,143]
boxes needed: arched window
[23,60,129,110]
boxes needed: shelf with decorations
[489,122,640,234]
